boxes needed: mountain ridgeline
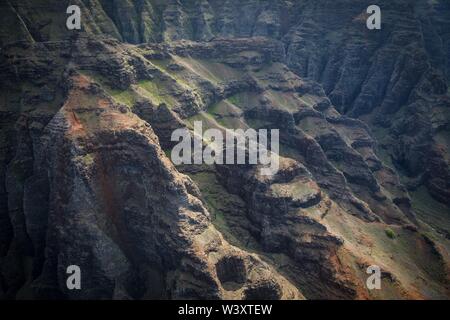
[0,0,449,299]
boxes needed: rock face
[0,0,449,300]
[1,71,302,300]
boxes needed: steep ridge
[3,0,448,212]
[0,0,449,299]
[0,45,302,299]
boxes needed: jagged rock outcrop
[1,72,302,299]
[0,0,449,300]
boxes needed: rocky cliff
[0,0,449,299]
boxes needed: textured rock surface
[0,0,449,299]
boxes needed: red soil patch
[67,111,84,134]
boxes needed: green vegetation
[205,100,248,129]
[270,179,317,202]
[187,169,261,252]
[411,186,450,234]
[207,101,222,115]
[297,94,317,107]
[228,94,241,106]
[205,103,226,126]
[188,171,241,244]
[172,57,242,84]
[137,80,176,107]
[149,59,192,89]
[79,71,137,108]
[163,148,172,159]
[385,228,396,239]
[245,118,272,129]
[186,111,221,131]
[225,92,259,110]
[148,59,170,70]
[265,90,299,112]
[77,153,95,166]
[109,88,136,107]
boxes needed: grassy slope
[79,50,449,298]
